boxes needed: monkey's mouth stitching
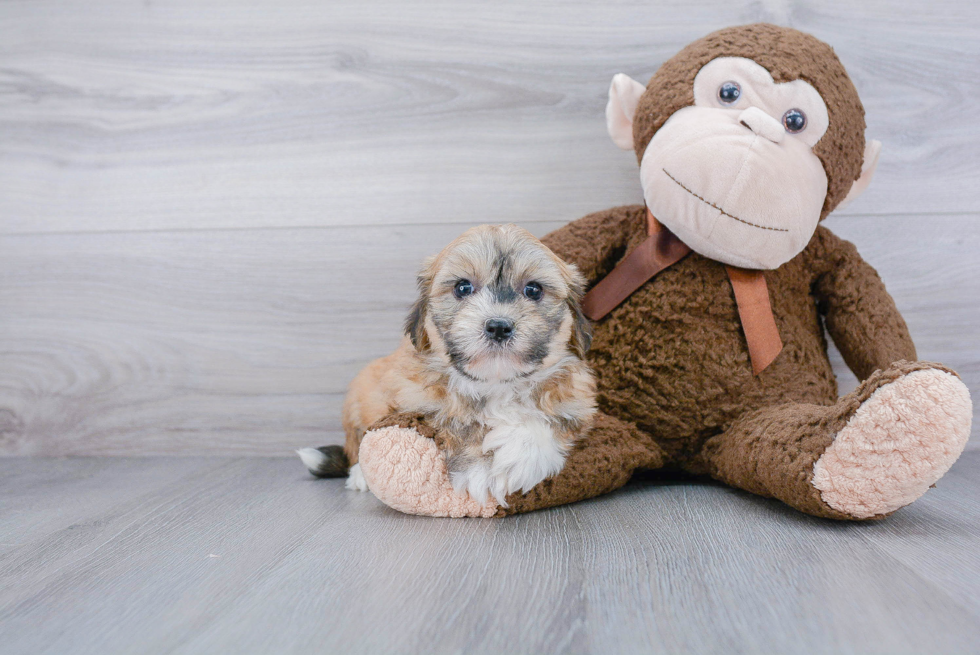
[662,169,789,233]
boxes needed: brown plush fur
[542,204,917,465]
[696,360,957,519]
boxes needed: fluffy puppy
[298,224,596,505]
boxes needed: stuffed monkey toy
[353,23,973,520]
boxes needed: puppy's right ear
[405,256,435,352]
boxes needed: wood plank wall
[1,0,978,455]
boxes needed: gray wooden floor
[2,453,979,655]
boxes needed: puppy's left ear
[563,264,593,358]
[405,256,436,352]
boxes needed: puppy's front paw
[483,420,569,496]
[449,460,508,506]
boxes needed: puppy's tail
[296,446,349,478]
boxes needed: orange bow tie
[580,208,783,375]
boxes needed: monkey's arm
[540,205,645,285]
[810,226,916,381]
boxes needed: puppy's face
[406,224,591,383]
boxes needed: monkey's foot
[358,426,499,518]
[813,366,972,519]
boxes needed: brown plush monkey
[354,23,972,520]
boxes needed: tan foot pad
[357,426,499,518]
[813,369,972,518]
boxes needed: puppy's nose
[485,318,515,342]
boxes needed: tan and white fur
[301,224,596,506]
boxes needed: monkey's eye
[717,81,741,105]
[782,108,807,133]
[523,282,543,301]
[453,280,474,299]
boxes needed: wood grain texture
[1,0,979,235]
[1,454,979,654]
[0,1,977,456]
[1,214,977,455]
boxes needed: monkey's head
[608,24,879,269]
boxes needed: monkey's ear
[606,74,647,151]
[404,257,435,352]
[835,139,882,212]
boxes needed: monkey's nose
[738,106,784,144]
[485,318,515,342]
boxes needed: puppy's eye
[523,282,543,301]
[453,280,474,299]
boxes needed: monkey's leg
[357,412,666,518]
[696,361,971,520]
[355,413,498,518]
[496,412,666,515]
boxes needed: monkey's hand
[811,227,917,380]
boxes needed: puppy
[298,224,596,505]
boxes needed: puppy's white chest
[446,378,572,505]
